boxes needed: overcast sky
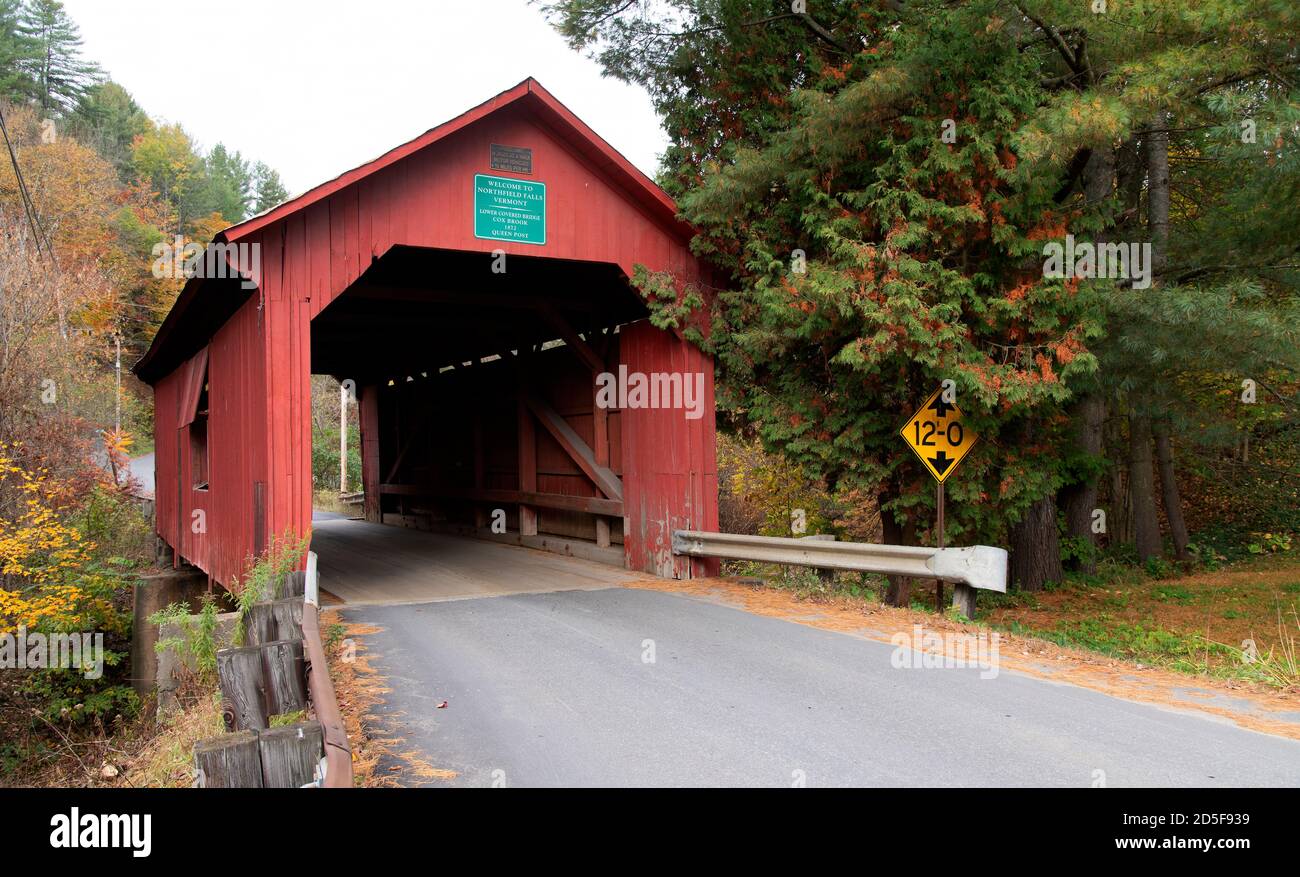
[61,0,668,196]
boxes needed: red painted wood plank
[148,85,720,584]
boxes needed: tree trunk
[1122,115,1172,565]
[1128,411,1163,561]
[1109,463,1132,548]
[1153,421,1190,562]
[1147,112,1171,278]
[1059,393,1106,573]
[1104,416,1134,548]
[880,499,916,607]
[1009,495,1063,592]
[1057,147,1114,573]
[1116,138,1144,231]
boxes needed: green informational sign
[473,174,546,245]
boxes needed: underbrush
[1,450,154,783]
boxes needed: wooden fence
[193,557,352,788]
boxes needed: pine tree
[1009,0,1299,569]
[252,161,288,214]
[0,0,37,104]
[18,0,98,113]
[204,143,252,223]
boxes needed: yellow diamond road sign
[900,387,976,483]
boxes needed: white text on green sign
[474,174,546,245]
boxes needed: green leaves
[556,0,1300,547]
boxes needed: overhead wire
[0,104,57,263]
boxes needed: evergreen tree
[549,0,1300,594]
[252,160,288,214]
[0,0,37,104]
[66,80,150,183]
[204,142,252,223]
[18,0,98,113]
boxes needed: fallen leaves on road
[324,610,459,786]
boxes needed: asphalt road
[342,587,1300,787]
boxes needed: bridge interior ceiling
[310,245,648,381]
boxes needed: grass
[983,551,1300,689]
[270,709,307,727]
[722,559,886,602]
[122,691,225,787]
[726,544,1300,691]
[312,489,356,516]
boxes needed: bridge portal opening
[310,245,650,585]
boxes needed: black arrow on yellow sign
[927,395,957,418]
[928,450,955,475]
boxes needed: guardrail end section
[305,551,319,607]
[671,530,693,555]
[930,545,1008,593]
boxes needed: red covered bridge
[135,79,719,598]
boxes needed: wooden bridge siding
[258,103,703,326]
[151,88,713,584]
[153,367,181,560]
[244,105,708,577]
[618,320,719,579]
[205,295,268,584]
[153,294,267,586]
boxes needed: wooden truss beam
[378,484,623,518]
[523,391,623,502]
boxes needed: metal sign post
[935,481,944,611]
[900,386,978,616]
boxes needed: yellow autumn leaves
[0,447,96,635]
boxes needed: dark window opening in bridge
[192,379,210,491]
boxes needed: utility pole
[114,334,122,432]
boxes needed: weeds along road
[341,587,1300,787]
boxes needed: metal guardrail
[301,550,353,788]
[304,550,319,605]
[671,531,1008,593]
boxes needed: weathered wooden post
[217,647,269,730]
[247,597,304,645]
[261,639,307,716]
[195,552,348,788]
[259,722,324,788]
[194,730,263,788]
[277,570,307,599]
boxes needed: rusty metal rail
[301,551,353,788]
[671,531,1008,593]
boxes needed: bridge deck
[310,516,642,605]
